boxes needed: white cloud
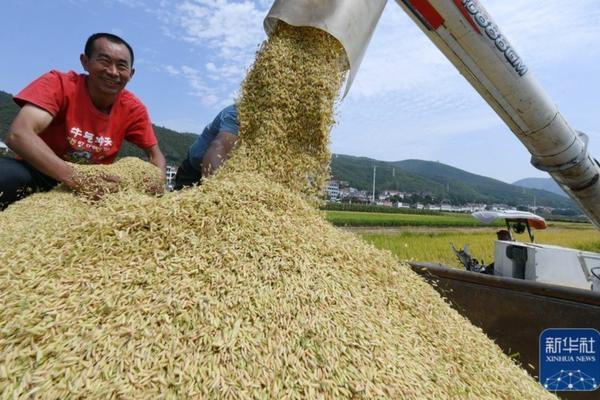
[111,0,147,7]
[352,0,600,102]
[347,3,477,122]
[204,62,246,81]
[164,65,180,76]
[175,65,219,106]
[175,0,266,57]
[485,0,600,60]
[162,61,242,107]
[149,0,268,106]
[174,63,237,107]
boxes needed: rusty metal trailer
[410,262,600,400]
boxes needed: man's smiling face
[81,37,134,99]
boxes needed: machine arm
[395,0,600,228]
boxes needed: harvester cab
[472,210,547,243]
[452,210,600,293]
[452,210,547,275]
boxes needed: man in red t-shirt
[0,32,166,210]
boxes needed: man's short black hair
[84,33,135,66]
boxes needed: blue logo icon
[540,328,600,391]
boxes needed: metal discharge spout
[264,0,387,96]
[394,0,600,228]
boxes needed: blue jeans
[0,157,58,210]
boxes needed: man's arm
[6,104,77,187]
[7,104,121,198]
[202,131,238,178]
[143,144,166,178]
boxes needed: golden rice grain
[222,23,346,200]
[67,157,164,200]
[0,23,555,399]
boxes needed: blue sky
[2,0,599,184]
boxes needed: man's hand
[65,171,121,201]
[144,180,165,196]
[202,131,238,178]
[144,144,166,180]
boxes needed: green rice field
[325,210,494,227]
[325,210,600,268]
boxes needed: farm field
[326,210,600,268]
[325,210,494,227]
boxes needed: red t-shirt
[13,70,157,164]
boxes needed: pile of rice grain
[0,24,554,399]
[68,157,164,198]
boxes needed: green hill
[115,125,196,165]
[395,159,573,208]
[330,154,576,209]
[513,177,567,197]
[330,154,444,195]
[0,90,19,137]
[0,90,196,165]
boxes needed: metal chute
[264,0,387,96]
